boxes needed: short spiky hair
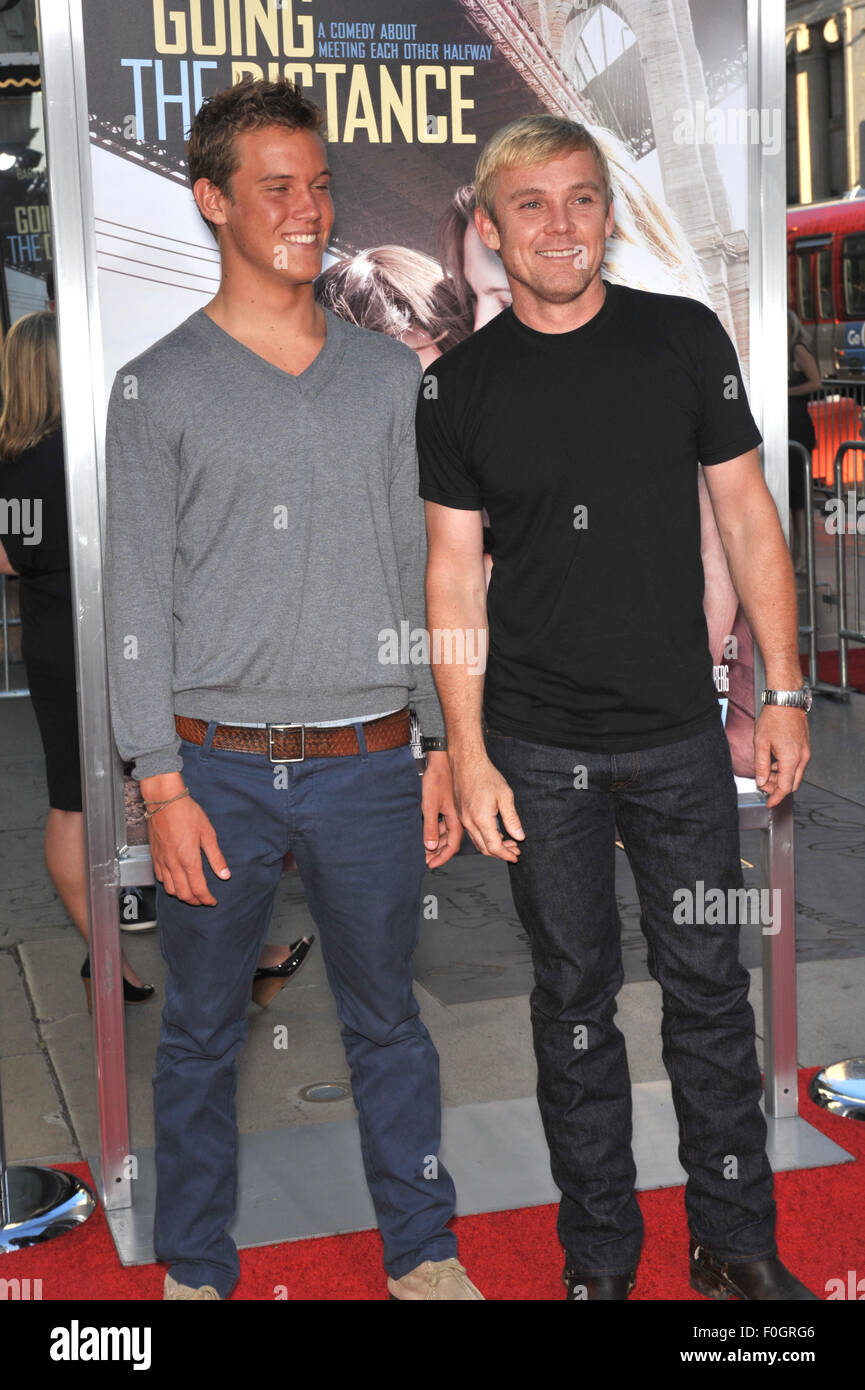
[475,114,612,222]
[187,76,325,237]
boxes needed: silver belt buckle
[268,723,305,763]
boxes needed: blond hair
[475,114,612,220]
[0,311,61,463]
[471,116,709,306]
[315,245,470,353]
[594,123,708,302]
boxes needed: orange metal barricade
[808,387,865,486]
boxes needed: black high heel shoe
[252,936,315,1008]
[81,955,155,1014]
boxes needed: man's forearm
[718,505,803,688]
[425,561,489,756]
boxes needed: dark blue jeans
[484,718,776,1275]
[153,721,457,1297]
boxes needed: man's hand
[450,749,525,862]
[753,706,810,808]
[141,773,231,905]
[422,750,463,869]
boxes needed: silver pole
[739,794,798,1120]
[0,575,9,696]
[748,0,788,528]
[745,0,798,1119]
[833,442,865,657]
[790,441,819,689]
[0,576,28,698]
[0,1064,9,1229]
[853,446,862,639]
[38,0,131,1210]
[761,796,798,1119]
[835,449,849,692]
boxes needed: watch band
[762,685,812,712]
[421,736,448,752]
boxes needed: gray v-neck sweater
[103,306,443,781]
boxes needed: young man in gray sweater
[103,78,482,1301]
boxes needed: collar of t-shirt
[503,279,619,346]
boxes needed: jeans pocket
[484,724,512,741]
[178,738,204,773]
[379,742,423,797]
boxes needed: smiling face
[475,147,615,311]
[195,124,334,285]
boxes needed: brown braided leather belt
[174,707,411,763]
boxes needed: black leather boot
[690,1241,819,1300]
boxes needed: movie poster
[0,88,52,325]
[76,0,759,847]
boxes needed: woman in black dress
[0,311,153,1005]
[0,312,311,1009]
[788,310,821,576]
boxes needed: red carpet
[7,1069,862,1300]
[801,648,865,695]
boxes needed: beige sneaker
[164,1272,221,1300]
[387,1258,484,1300]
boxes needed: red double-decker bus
[787,193,865,379]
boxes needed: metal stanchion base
[1,1166,97,1253]
[809,1059,865,1120]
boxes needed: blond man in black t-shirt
[418,114,815,1303]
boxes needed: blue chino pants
[152,721,457,1297]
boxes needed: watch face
[803,686,813,712]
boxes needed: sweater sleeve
[389,359,446,740]
[103,371,183,781]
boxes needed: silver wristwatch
[409,707,424,759]
[761,684,812,713]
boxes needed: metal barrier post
[791,440,821,691]
[739,793,798,1119]
[835,449,850,692]
[0,575,10,696]
[0,575,28,699]
[833,442,865,693]
[761,796,798,1117]
[39,0,132,1211]
[796,438,865,699]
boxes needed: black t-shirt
[416,283,763,752]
